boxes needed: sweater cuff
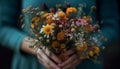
[15,33,27,53]
[0,26,28,53]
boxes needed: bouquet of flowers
[20,3,106,61]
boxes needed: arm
[0,0,36,55]
[0,1,61,68]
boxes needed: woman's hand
[21,37,62,69]
[58,49,82,69]
[37,48,62,69]
[21,37,81,69]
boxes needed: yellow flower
[83,16,92,23]
[52,41,59,48]
[57,31,65,40]
[43,24,53,35]
[57,11,66,19]
[66,7,77,15]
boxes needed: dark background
[0,0,120,69]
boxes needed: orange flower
[52,41,59,48]
[88,51,94,57]
[76,42,88,52]
[60,43,66,49]
[57,31,65,40]
[32,17,40,23]
[85,25,92,34]
[47,19,55,24]
[42,13,53,19]
[92,46,100,55]
[66,7,77,15]
[31,17,40,28]
[57,11,66,19]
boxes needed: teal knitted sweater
[0,0,119,69]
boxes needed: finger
[37,49,60,69]
[49,53,62,64]
[37,55,52,69]
[58,54,77,67]
[62,58,79,69]
[37,54,52,69]
[37,49,48,61]
[48,60,61,69]
[44,57,60,69]
[44,48,62,64]
[37,50,52,69]
[63,49,75,56]
[37,55,44,64]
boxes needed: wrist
[20,36,37,56]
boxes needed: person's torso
[12,0,103,69]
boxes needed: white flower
[39,24,54,38]
[52,13,59,20]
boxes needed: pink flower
[70,18,88,27]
